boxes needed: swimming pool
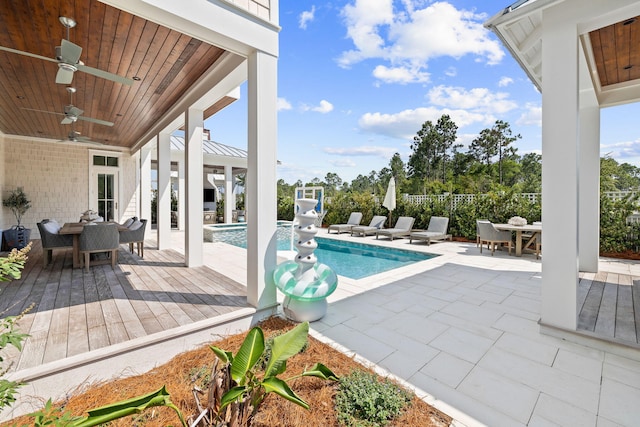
[204,222,436,279]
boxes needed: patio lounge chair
[37,219,73,267]
[351,215,387,237]
[477,220,512,256]
[327,212,363,234]
[409,216,451,245]
[376,216,415,241]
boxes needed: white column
[185,107,204,267]
[224,165,233,223]
[246,50,278,309]
[157,133,172,251]
[140,141,152,223]
[540,8,578,330]
[578,84,600,273]
[178,158,186,230]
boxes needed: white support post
[157,133,172,251]
[140,141,152,223]
[185,107,204,267]
[224,165,233,223]
[178,158,186,230]
[540,7,578,330]
[246,50,278,310]
[578,84,600,273]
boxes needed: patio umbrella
[382,176,396,227]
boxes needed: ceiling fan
[23,87,114,126]
[0,16,133,86]
[58,128,103,145]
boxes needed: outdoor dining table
[493,223,542,257]
[59,222,129,269]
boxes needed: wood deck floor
[0,239,248,373]
[578,271,640,346]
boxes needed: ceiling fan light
[59,17,76,29]
[58,62,77,73]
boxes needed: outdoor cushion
[42,220,60,234]
[122,217,135,228]
[129,220,143,231]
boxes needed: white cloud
[277,97,292,111]
[359,107,490,140]
[324,145,397,158]
[427,85,518,114]
[498,76,514,87]
[329,158,357,167]
[302,100,334,114]
[444,67,457,77]
[299,6,316,29]
[516,103,541,126]
[338,1,504,83]
[372,65,430,84]
[601,139,640,159]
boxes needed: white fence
[403,193,540,209]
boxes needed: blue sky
[206,0,640,185]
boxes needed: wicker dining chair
[118,219,147,257]
[79,223,119,272]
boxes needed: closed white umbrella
[382,176,396,227]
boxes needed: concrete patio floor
[306,232,640,426]
[3,228,640,426]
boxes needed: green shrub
[599,193,639,253]
[335,370,411,427]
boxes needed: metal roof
[170,135,247,159]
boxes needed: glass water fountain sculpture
[273,198,338,321]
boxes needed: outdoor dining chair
[477,220,513,256]
[118,219,147,258]
[79,223,119,272]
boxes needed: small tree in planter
[2,187,32,250]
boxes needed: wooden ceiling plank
[116,27,185,142]
[615,21,632,84]
[120,32,197,136]
[629,18,640,82]
[134,44,225,137]
[123,38,221,141]
[106,19,164,145]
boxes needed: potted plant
[2,187,32,250]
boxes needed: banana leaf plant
[210,321,338,418]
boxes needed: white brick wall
[1,138,135,240]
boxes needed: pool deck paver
[304,231,640,426]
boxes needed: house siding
[223,0,272,23]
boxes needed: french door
[89,151,121,221]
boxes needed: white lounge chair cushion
[129,220,144,231]
[42,221,61,234]
[123,217,135,228]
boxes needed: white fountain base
[282,296,328,322]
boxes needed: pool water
[204,223,436,279]
[314,238,435,279]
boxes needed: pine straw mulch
[4,316,451,427]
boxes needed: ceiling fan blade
[56,67,74,84]
[77,63,134,86]
[21,107,64,116]
[0,45,57,63]
[61,117,74,125]
[59,39,82,64]
[78,116,114,127]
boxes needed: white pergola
[486,0,640,331]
